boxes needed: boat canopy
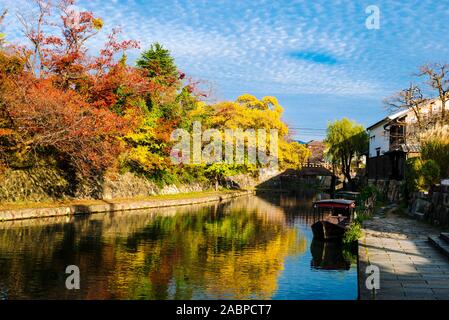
[313,199,356,209]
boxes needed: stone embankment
[409,184,449,226]
[0,168,209,203]
[0,190,254,222]
[368,179,402,202]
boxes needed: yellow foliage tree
[189,94,310,170]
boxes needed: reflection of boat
[310,239,351,270]
[311,199,356,241]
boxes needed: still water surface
[0,193,358,300]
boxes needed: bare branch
[419,63,449,122]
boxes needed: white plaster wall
[368,124,389,158]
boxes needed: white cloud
[2,0,449,102]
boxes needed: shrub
[359,184,380,202]
[420,125,449,178]
[343,222,362,244]
[404,157,441,194]
[421,140,449,178]
[357,184,380,217]
[421,159,440,190]
[405,157,423,194]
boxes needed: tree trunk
[341,155,354,191]
[442,98,446,122]
[346,174,354,191]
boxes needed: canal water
[0,193,358,300]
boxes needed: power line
[290,129,327,131]
[289,127,327,131]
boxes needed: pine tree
[136,43,178,79]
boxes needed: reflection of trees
[112,198,306,299]
[202,229,303,299]
[0,195,306,299]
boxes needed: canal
[0,193,358,300]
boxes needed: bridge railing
[301,162,333,170]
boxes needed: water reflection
[310,240,356,271]
[0,193,357,300]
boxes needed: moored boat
[311,199,356,241]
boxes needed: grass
[0,189,249,211]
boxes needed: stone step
[428,236,449,259]
[440,233,449,244]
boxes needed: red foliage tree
[1,0,145,177]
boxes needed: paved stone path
[359,210,449,300]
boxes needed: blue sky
[2,0,449,141]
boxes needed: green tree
[205,163,238,191]
[136,42,178,80]
[123,43,199,183]
[325,118,368,190]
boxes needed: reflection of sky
[272,225,358,300]
[3,0,449,141]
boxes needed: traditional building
[367,98,447,180]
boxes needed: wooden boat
[311,199,356,241]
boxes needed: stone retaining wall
[0,190,254,222]
[0,167,276,203]
[368,179,403,202]
[409,185,449,226]
[0,168,211,202]
[224,168,280,189]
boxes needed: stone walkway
[358,209,449,300]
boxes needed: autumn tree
[120,43,204,183]
[325,118,368,190]
[0,0,310,196]
[0,65,130,175]
[0,0,142,180]
[186,94,310,188]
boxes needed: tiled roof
[400,144,421,153]
[389,143,421,153]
